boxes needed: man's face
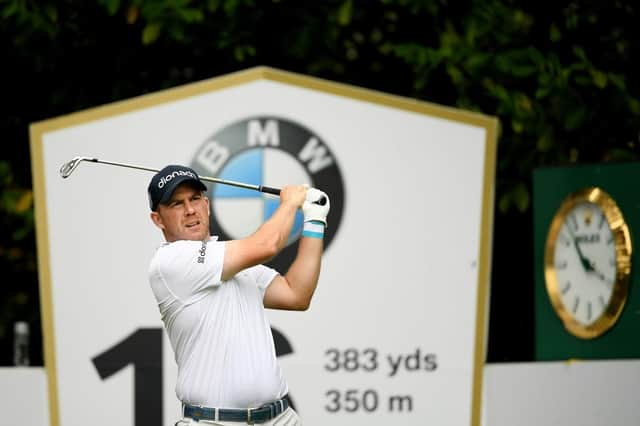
[150,183,210,242]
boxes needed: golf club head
[59,157,95,178]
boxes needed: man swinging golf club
[147,164,329,425]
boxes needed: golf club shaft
[69,157,281,196]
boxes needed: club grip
[259,186,281,196]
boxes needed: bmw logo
[190,116,345,271]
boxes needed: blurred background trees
[1,0,638,365]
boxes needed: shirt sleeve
[246,264,279,294]
[153,239,225,302]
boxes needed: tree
[1,0,638,364]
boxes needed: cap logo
[157,170,197,188]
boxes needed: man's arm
[221,185,307,281]
[263,236,323,310]
[264,188,330,310]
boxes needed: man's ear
[150,211,165,230]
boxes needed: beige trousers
[175,407,301,426]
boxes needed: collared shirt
[148,236,287,408]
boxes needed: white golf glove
[302,187,330,226]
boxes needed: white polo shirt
[148,237,288,408]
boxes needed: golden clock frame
[544,187,632,339]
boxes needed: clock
[544,187,632,339]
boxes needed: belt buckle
[247,407,254,425]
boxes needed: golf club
[59,156,327,204]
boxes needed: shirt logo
[197,241,207,264]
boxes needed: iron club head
[59,157,96,179]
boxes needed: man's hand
[279,185,308,209]
[302,187,330,226]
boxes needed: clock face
[552,201,616,326]
[544,187,632,339]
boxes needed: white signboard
[30,67,497,426]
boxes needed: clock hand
[565,225,594,272]
[575,241,595,272]
[588,260,608,282]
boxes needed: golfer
[147,165,329,425]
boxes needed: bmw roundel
[190,116,344,272]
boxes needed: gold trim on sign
[29,126,60,426]
[29,66,497,426]
[261,67,496,127]
[544,187,632,339]
[470,117,499,426]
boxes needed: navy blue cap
[147,165,207,211]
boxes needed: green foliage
[1,0,60,39]
[337,0,353,26]
[0,162,33,243]
[97,0,206,44]
[385,0,640,213]
[1,0,639,363]
[0,161,37,349]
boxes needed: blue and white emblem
[190,117,344,271]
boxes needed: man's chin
[183,231,205,241]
